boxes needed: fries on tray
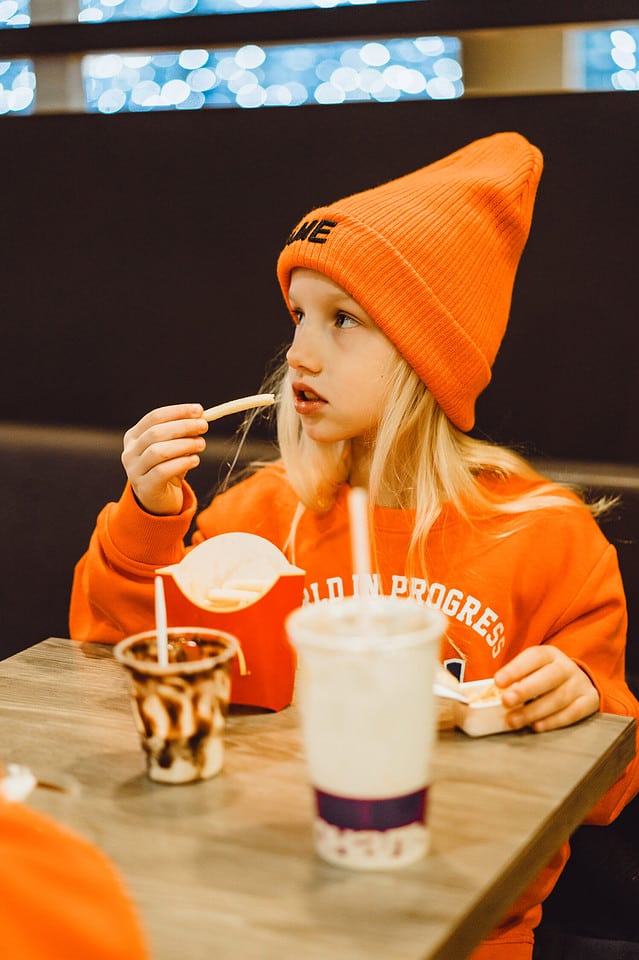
[436,677,508,737]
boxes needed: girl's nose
[286,321,322,374]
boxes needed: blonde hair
[262,351,610,569]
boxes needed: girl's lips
[292,381,327,415]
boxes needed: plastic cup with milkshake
[286,595,446,869]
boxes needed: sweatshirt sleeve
[69,482,197,644]
[545,543,639,824]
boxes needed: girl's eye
[292,310,303,324]
[335,312,358,329]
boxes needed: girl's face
[286,268,397,448]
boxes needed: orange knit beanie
[277,131,543,432]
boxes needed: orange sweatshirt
[0,798,148,960]
[70,462,639,959]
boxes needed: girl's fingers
[509,693,598,733]
[495,645,559,686]
[142,454,202,486]
[499,660,566,708]
[504,673,599,732]
[130,437,206,480]
[496,646,574,708]
[122,418,208,476]
[135,418,208,454]
[505,688,569,729]
[531,692,599,732]
[121,405,207,516]
[124,404,205,443]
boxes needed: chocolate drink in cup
[114,627,238,784]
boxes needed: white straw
[154,576,169,667]
[348,487,372,590]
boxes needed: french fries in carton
[157,533,305,712]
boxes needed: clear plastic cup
[114,627,238,784]
[287,597,446,869]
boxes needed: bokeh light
[0,60,36,113]
[78,0,419,23]
[82,36,463,112]
[579,26,639,91]
[0,0,30,27]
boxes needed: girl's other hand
[121,404,208,516]
[493,645,600,733]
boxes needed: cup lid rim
[113,626,239,673]
[286,597,446,652]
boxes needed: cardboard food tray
[437,679,509,737]
[158,533,305,712]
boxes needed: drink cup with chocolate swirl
[114,627,238,784]
[287,597,446,870]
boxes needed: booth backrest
[0,422,274,659]
[1,423,637,693]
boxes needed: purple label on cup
[314,787,428,832]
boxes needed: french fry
[204,580,273,611]
[224,578,273,593]
[203,393,275,423]
[207,587,264,603]
[209,606,244,613]
[467,681,502,704]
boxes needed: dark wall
[1,90,637,460]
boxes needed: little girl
[70,132,639,960]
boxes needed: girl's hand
[494,646,600,733]
[121,404,208,516]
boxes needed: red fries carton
[157,533,305,712]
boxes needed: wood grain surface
[0,638,634,960]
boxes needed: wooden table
[0,638,635,960]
